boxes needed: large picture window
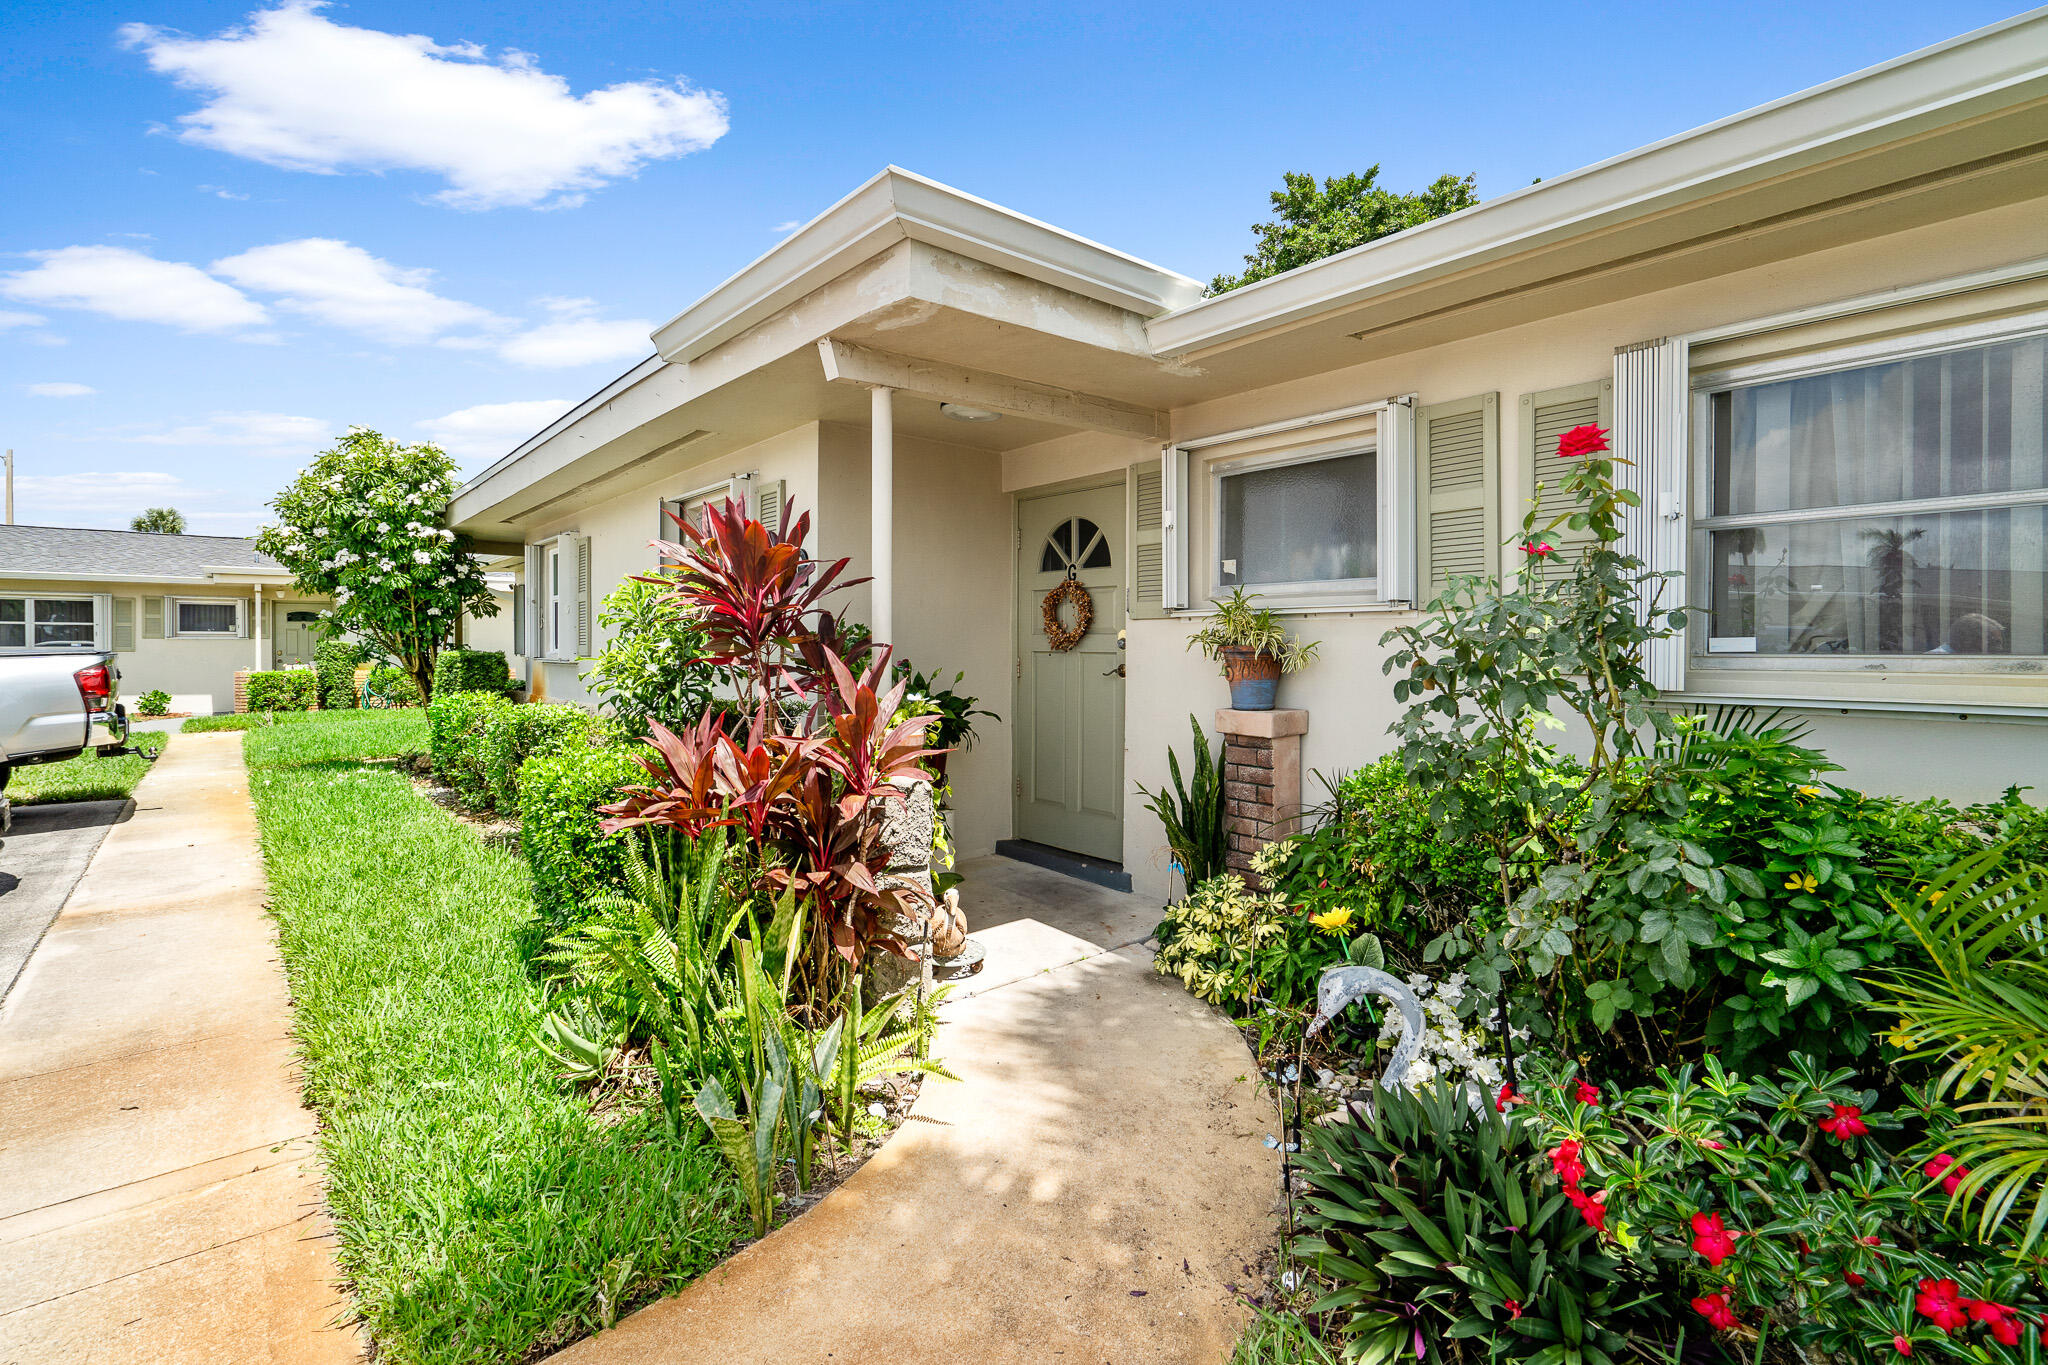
[0,595,98,649]
[1696,331,2048,660]
[1213,447,1378,595]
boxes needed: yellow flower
[1796,785,1822,797]
[1310,907,1355,934]
[1924,886,1946,903]
[1783,872,1818,894]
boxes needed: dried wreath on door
[1041,580,1092,651]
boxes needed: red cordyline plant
[1509,1052,2047,1364]
[600,497,945,1005]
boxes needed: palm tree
[1863,526,1925,652]
[130,507,186,534]
[1882,845,2048,1251]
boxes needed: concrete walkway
[547,855,1278,1365]
[0,733,360,1364]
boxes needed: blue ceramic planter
[1228,675,1278,711]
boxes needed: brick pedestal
[1216,708,1307,880]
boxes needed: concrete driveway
[0,798,130,1002]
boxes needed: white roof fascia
[651,166,1204,363]
[0,570,251,585]
[1147,6,2048,358]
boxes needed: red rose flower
[1893,1336,1913,1357]
[1915,1279,1968,1334]
[1691,1293,1739,1332]
[1690,1211,1740,1267]
[1496,1083,1525,1113]
[1550,1139,1587,1187]
[1565,1183,1607,1232]
[1924,1154,1971,1196]
[1818,1103,1869,1140]
[1557,424,1611,459]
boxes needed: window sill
[1171,597,1416,620]
[1671,691,2048,722]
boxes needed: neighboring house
[0,525,323,715]
[446,11,2048,899]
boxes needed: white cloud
[0,310,47,329]
[27,382,96,398]
[212,238,504,343]
[123,3,730,210]
[494,297,651,368]
[1,246,268,333]
[418,398,573,459]
[114,410,333,456]
[772,220,801,234]
[198,184,250,200]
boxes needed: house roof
[0,524,285,584]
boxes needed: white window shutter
[91,593,113,650]
[574,535,592,657]
[727,473,755,519]
[1376,398,1418,604]
[524,544,544,658]
[1519,380,1613,582]
[756,479,785,533]
[112,597,137,652]
[1612,338,1691,693]
[1127,460,1166,620]
[1160,445,1189,610]
[1414,394,1498,601]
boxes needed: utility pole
[4,450,13,525]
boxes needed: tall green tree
[1208,168,1479,294]
[130,506,186,534]
[256,428,496,704]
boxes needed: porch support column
[252,583,264,670]
[870,384,894,650]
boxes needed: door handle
[1103,663,1125,678]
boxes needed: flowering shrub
[256,428,497,704]
[1511,1053,2044,1364]
[1373,970,1521,1094]
[1293,1080,1672,1365]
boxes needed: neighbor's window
[0,595,98,649]
[1215,448,1378,595]
[173,598,241,636]
[1697,332,2048,660]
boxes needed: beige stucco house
[0,525,519,715]
[447,11,2048,900]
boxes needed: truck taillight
[74,663,113,703]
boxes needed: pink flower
[1519,541,1556,558]
[1692,1293,1739,1332]
[1818,1103,1868,1140]
[1495,1083,1525,1113]
[1690,1211,1739,1267]
[1549,1139,1586,1187]
[1893,1335,1913,1357]
[1925,1154,1970,1196]
[1565,1184,1607,1233]
[1915,1279,1968,1334]
[1557,424,1611,459]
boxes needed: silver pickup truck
[0,651,132,795]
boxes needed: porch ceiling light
[940,403,1000,422]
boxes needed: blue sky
[0,0,2030,534]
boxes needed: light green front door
[274,605,320,667]
[1014,483,1126,862]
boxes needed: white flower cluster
[1378,971,1526,1095]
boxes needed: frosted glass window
[1700,332,2048,657]
[1219,451,1376,589]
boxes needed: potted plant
[1186,586,1319,711]
[891,661,1000,783]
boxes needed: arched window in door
[1039,517,1113,574]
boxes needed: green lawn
[6,731,166,806]
[182,709,350,733]
[243,709,741,1365]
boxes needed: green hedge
[366,664,422,708]
[425,690,510,805]
[518,740,647,927]
[246,669,318,712]
[480,703,599,814]
[434,649,512,699]
[314,639,367,710]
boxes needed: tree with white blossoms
[255,428,495,705]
